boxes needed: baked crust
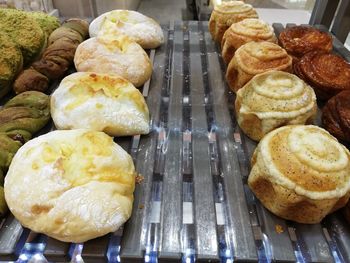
[248,125,350,224]
[236,71,317,141]
[226,41,292,92]
[294,51,350,100]
[221,18,276,64]
[209,1,258,43]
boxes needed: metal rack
[0,21,350,263]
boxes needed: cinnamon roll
[279,26,332,60]
[294,51,350,100]
[249,125,350,224]
[226,41,292,92]
[322,90,350,143]
[236,71,317,141]
[221,18,277,64]
[209,1,258,43]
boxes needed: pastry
[89,10,164,49]
[13,19,89,94]
[249,125,350,224]
[226,41,292,92]
[209,1,258,43]
[322,90,350,143]
[4,129,136,242]
[279,26,332,60]
[51,72,150,136]
[294,51,350,100]
[0,32,23,98]
[74,35,152,87]
[221,18,277,64]
[236,71,317,141]
[27,11,60,39]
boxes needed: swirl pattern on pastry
[294,51,350,100]
[221,18,277,64]
[236,71,317,141]
[279,26,332,59]
[226,41,292,92]
[208,1,258,43]
[248,125,350,223]
[322,90,350,143]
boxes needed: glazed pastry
[89,10,164,49]
[279,26,332,60]
[221,18,277,64]
[249,125,350,224]
[322,90,350,143]
[13,19,89,94]
[226,41,292,92]
[294,51,350,100]
[236,71,317,141]
[74,35,152,87]
[5,129,136,242]
[209,1,258,43]
[0,91,50,217]
[51,72,150,136]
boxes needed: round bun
[236,71,317,141]
[51,72,150,136]
[226,41,292,92]
[74,35,152,87]
[294,51,350,100]
[322,90,350,143]
[209,1,258,43]
[4,129,136,242]
[248,125,350,224]
[89,10,164,49]
[221,18,276,64]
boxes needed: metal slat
[158,21,184,262]
[120,25,171,262]
[272,23,286,38]
[43,238,71,262]
[188,21,219,262]
[201,22,258,262]
[82,236,110,262]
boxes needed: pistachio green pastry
[29,11,60,39]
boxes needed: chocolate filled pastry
[226,41,292,92]
[209,1,258,43]
[236,71,317,141]
[249,125,350,224]
[13,69,49,94]
[294,51,350,100]
[279,26,332,60]
[322,90,350,143]
[221,18,277,64]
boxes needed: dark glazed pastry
[13,69,49,94]
[279,26,332,60]
[294,51,350,100]
[323,90,350,143]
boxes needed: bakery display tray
[0,21,350,263]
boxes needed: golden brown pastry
[322,90,350,143]
[236,71,317,141]
[249,125,350,224]
[279,26,332,61]
[294,51,350,100]
[221,18,277,64]
[226,41,292,92]
[4,129,136,242]
[209,1,258,43]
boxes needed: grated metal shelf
[0,21,350,263]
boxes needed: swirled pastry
[279,26,332,60]
[209,1,258,43]
[51,72,150,137]
[322,90,350,143]
[248,125,350,224]
[294,51,350,100]
[4,129,136,242]
[226,41,292,92]
[221,18,277,64]
[89,10,164,49]
[74,35,152,87]
[236,71,317,141]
